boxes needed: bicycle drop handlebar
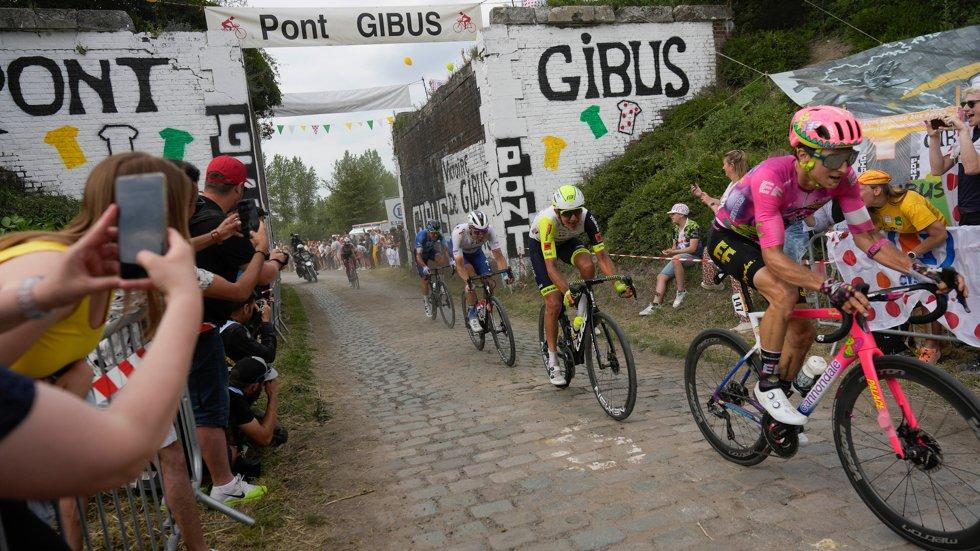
[466,268,514,287]
[569,275,637,298]
[815,281,956,344]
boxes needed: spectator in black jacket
[221,295,276,364]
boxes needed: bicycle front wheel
[436,281,455,328]
[488,298,516,366]
[833,355,980,550]
[684,329,769,466]
[462,289,485,350]
[583,312,636,420]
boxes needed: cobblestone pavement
[288,269,916,550]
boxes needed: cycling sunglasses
[469,227,489,236]
[960,100,978,109]
[809,148,859,170]
[558,208,583,217]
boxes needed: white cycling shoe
[468,316,482,332]
[754,383,808,426]
[548,363,566,386]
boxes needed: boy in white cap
[639,203,700,314]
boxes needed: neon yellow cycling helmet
[552,185,585,210]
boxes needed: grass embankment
[207,284,332,549]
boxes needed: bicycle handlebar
[815,281,953,344]
[466,268,513,287]
[569,275,636,298]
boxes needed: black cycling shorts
[528,237,590,296]
[708,226,806,303]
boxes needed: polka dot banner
[827,227,980,347]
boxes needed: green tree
[322,150,392,234]
[12,0,282,126]
[264,154,323,238]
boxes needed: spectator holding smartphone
[187,156,285,505]
[927,86,980,226]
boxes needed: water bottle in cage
[793,356,829,397]
[477,299,487,321]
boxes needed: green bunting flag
[276,124,284,134]
[367,120,374,129]
[270,118,393,138]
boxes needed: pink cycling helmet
[789,105,863,149]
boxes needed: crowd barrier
[0,309,254,551]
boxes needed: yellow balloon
[403,57,413,66]
[446,62,455,72]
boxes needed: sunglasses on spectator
[808,147,859,170]
[558,208,583,217]
[960,100,978,109]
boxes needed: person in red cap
[187,156,287,505]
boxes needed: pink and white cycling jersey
[714,155,874,248]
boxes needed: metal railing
[0,309,253,551]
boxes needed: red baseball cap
[205,155,247,186]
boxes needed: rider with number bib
[452,211,513,332]
[340,237,356,273]
[415,220,451,317]
[529,185,633,387]
[708,105,968,426]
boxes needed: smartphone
[237,199,261,237]
[115,173,167,279]
[930,118,945,130]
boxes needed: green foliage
[719,29,812,87]
[0,186,80,233]
[584,80,796,253]
[265,154,323,238]
[9,0,282,126]
[322,150,390,234]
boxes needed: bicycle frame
[714,307,914,459]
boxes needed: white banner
[827,228,980,346]
[385,198,405,225]
[204,5,482,48]
[273,84,412,117]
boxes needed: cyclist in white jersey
[529,185,633,386]
[452,211,513,332]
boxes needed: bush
[719,29,813,87]
[0,186,80,233]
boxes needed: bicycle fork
[856,345,913,459]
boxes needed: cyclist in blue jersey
[452,211,513,332]
[415,220,451,317]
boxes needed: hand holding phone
[115,173,167,279]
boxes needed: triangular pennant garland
[367,120,374,129]
[345,122,353,131]
[300,124,307,132]
[387,116,395,124]
[325,124,331,133]
[312,125,319,134]
[276,124,284,134]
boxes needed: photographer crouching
[226,357,286,480]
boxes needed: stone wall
[0,9,260,200]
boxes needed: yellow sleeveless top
[0,240,111,379]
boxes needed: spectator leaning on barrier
[0,207,201,550]
[928,86,980,226]
[221,294,277,365]
[188,155,285,506]
[639,203,700,314]
[227,357,286,477]
[858,169,949,364]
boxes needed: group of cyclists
[411,104,968,425]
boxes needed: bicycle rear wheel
[537,304,574,388]
[462,289,485,350]
[833,355,980,550]
[684,329,769,466]
[488,298,516,366]
[436,281,455,328]
[583,312,636,420]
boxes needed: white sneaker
[468,316,482,332]
[672,291,688,308]
[209,474,268,505]
[423,299,432,317]
[548,362,566,386]
[731,320,753,333]
[754,383,808,426]
[798,431,809,447]
[638,303,658,316]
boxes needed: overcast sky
[252,0,513,194]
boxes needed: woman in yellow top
[858,169,948,363]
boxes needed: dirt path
[282,268,914,550]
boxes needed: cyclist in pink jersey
[707,105,967,425]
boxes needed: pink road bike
[685,279,978,550]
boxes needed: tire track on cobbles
[292,271,915,550]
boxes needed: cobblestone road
[289,269,916,550]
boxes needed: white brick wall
[0,30,255,198]
[471,21,718,256]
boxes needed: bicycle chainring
[761,413,799,459]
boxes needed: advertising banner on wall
[204,4,482,48]
[770,25,980,118]
[385,198,405,226]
